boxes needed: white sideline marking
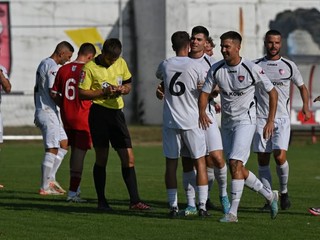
[3,135,42,140]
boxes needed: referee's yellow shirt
[79,56,132,109]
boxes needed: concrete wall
[1,0,320,126]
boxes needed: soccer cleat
[0,184,4,188]
[169,206,179,218]
[181,206,198,217]
[66,195,87,203]
[219,213,238,223]
[308,207,320,216]
[129,201,151,210]
[269,190,279,219]
[280,192,291,210]
[50,181,66,194]
[220,195,231,214]
[206,199,216,210]
[39,187,64,195]
[198,209,211,217]
[259,203,271,211]
[97,200,113,212]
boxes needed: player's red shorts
[65,129,92,150]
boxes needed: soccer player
[156,26,229,216]
[78,38,150,211]
[34,41,74,195]
[181,26,229,215]
[204,36,215,57]
[253,29,311,211]
[0,64,11,189]
[51,43,96,202]
[199,31,279,223]
[156,31,208,217]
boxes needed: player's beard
[268,48,280,58]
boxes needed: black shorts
[89,103,132,149]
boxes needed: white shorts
[0,111,3,143]
[253,117,290,153]
[204,113,223,153]
[163,127,206,159]
[34,108,67,149]
[221,124,256,165]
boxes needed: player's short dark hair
[79,42,96,56]
[207,36,215,48]
[54,41,74,54]
[191,26,209,39]
[102,38,122,59]
[265,29,282,38]
[171,31,190,51]
[220,31,242,44]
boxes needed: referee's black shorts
[89,103,132,149]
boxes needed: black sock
[122,167,140,204]
[93,164,106,202]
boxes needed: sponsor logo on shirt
[223,91,244,96]
[272,81,284,86]
[267,63,277,66]
[50,71,57,77]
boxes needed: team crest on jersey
[259,70,265,74]
[238,75,245,82]
[279,69,285,75]
[79,71,86,83]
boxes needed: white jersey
[191,53,217,114]
[0,65,9,104]
[202,58,274,128]
[254,56,304,119]
[156,56,204,129]
[34,58,59,111]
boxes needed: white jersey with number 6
[156,56,204,130]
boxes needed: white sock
[198,185,208,211]
[258,165,272,190]
[276,160,289,194]
[245,171,273,201]
[183,171,197,207]
[167,188,178,208]
[41,152,55,189]
[214,164,228,197]
[207,167,215,193]
[50,148,67,181]
[229,179,244,217]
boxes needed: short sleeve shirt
[254,56,304,118]
[52,61,92,131]
[156,56,204,129]
[202,58,274,128]
[79,56,132,109]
